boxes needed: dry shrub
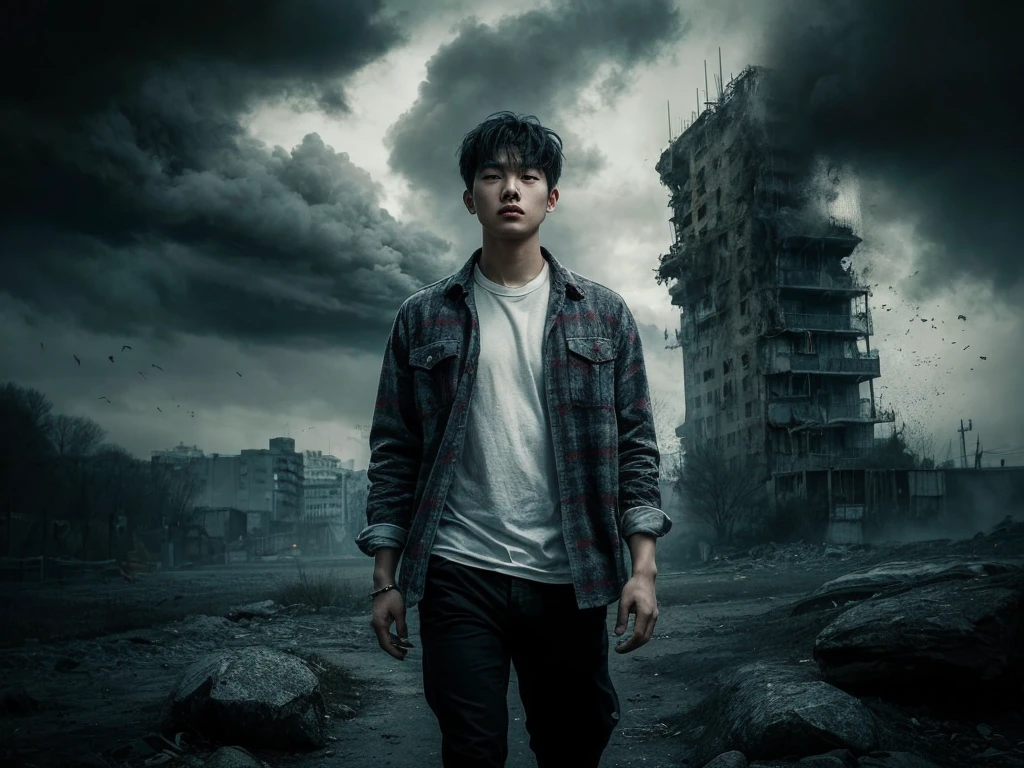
[273,566,364,613]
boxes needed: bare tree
[51,414,106,459]
[675,436,767,544]
[152,459,207,531]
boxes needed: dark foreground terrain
[2,527,1023,768]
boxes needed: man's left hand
[613,574,658,654]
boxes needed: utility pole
[957,419,972,469]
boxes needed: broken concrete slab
[159,645,326,750]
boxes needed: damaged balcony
[694,295,717,324]
[763,350,881,377]
[771,447,875,474]
[767,398,897,430]
[768,310,872,336]
[777,269,869,295]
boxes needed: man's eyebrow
[477,159,539,174]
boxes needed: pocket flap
[409,339,461,370]
[566,337,616,363]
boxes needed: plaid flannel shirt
[355,247,672,609]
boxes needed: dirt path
[1,558,847,768]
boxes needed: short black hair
[456,111,565,193]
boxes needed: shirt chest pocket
[566,337,617,407]
[409,339,461,417]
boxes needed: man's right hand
[370,590,414,661]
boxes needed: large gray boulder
[814,573,1024,703]
[688,662,878,765]
[159,646,326,750]
[791,559,1022,615]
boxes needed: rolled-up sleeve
[620,505,673,539]
[613,302,667,541]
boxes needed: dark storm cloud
[758,0,1024,304]
[0,0,450,349]
[385,0,688,193]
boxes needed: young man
[355,111,672,767]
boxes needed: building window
[723,358,733,374]
[742,375,750,392]
[703,368,715,382]
[727,432,736,447]
[706,391,713,404]
[741,352,750,369]
[697,203,707,221]
[716,188,722,206]
[745,402,753,418]
[740,299,747,316]
[723,381,734,398]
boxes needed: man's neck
[477,233,545,288]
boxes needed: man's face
[463,151,558,239]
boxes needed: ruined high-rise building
[655,65,895,515]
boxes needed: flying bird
[157,407,162,412]
[73,355,81,365]
[108,355,114,363]
[138,371,146,380]
[151,364,163,371]
[40,342,44,350]
[958,314,966,321]
[980,356,987,360]
[236,371,242,377]
[121,345,131,352]
[98,396,111,403]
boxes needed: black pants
[419,553,620,767]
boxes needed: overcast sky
[1,0,1021,469]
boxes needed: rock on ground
[204,745,264,768]
[704,750,748,767]
[790,559,1022,616]
[159,645,326,751]
[687,661,878,765]
[814,573,1024,705]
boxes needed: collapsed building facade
[656,65,897,538]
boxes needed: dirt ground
[2,534,1023,768]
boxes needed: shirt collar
[444,246,585,303]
